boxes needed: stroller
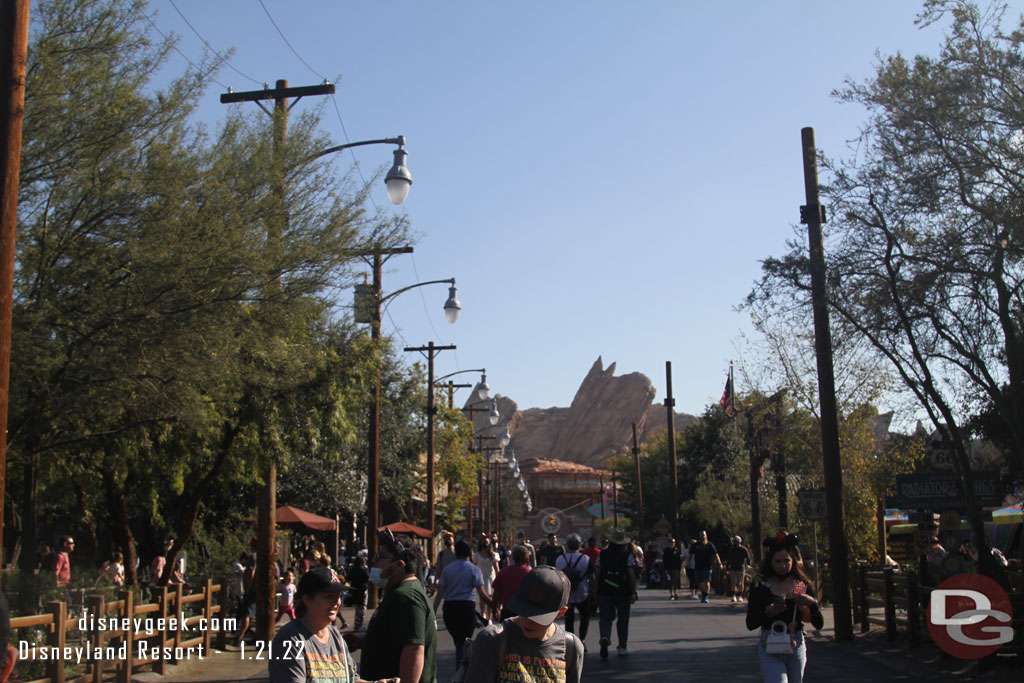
[646,556,668,589]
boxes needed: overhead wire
[168,0,262,86]
[257,0,327,82]
[143,11,231,91]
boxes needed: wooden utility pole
[801,126,852,640]
[0,0,31,581]
[664,362,679,539]
[405,341,456,560]
[220,79,335,641]
[631,423,644,543]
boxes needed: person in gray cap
[268,567,398,683]
[595,529,638,659]
[726,535,752,603]
[463,565,583,682]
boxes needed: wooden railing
[9,579,231,683]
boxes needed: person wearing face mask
[463,565,584,682]
[745,534,824,683]
[354,532,437,683]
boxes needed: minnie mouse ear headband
[377,528,406,556]
[763,533,799,552]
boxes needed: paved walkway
[131,590,1021,682]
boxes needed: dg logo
[927,573,1014,659]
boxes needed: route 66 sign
[797,488,827,521]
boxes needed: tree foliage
[747,0,1022,577]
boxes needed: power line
[257,0,326,81]
[168,0,262,86]
[143,11,230,90]
[410,252,444,343]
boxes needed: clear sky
[143,0,955,415]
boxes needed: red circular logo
[926,573,1013,659]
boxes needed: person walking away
[517,532,537,568]
[746,533,823,683]
[662,538,683,600]
[347,556,370,631]
[463,565,584,682]
[690,531,723,603]
[355,532,437,683]
[555,534,593,643]
[727,536,753,602]
[595,529,637,659]
[582,537,602,615]
[473,538,500,623]
[490,545,532,621]
[435,533,456,576]
[433,539,489,672]
[685,539,698,599]
[275,570,297,623]
[231,552,247,612]
[54,536,74,588]
[268,567,391,683]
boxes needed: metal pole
[665,362,679,539]
[367,251,382,607]
[801,126,852,640]
[0,0,31,583]
[813,520,820,597]
[427,343,436,559]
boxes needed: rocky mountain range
[473,357,698,469]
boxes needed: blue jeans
[598,595,632,647]
[757,629,806,683]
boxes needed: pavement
[129,589,1022,682]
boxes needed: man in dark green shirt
[358,533,437,683]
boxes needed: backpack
[452,623,578,683]
[562,553,586,593]
[598,547,633,597]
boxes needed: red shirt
[582,547,601,567]
[490,564,531,609]
[55,552,70,587]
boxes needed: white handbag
[765,620,793,654]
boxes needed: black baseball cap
[296,567,343,599]
[508,565,570,626]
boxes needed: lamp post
[356,267,459,606]
[220,79,411,639]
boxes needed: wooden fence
[852,564,1024,649]
[10,579,231,683]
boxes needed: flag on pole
[719,368,735,415]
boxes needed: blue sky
[144,1,954,415]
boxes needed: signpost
[797,488,827,596]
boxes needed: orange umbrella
[378,521,433,539]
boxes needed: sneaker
[599,637,610,660]
[690,594,699,600]
[617,646,629,657]
[738,596,745,603]
[731,595,737,602]
[701,595,710,603]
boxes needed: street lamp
[355,257,458,606]
[313,136,412,205]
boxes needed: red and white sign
[927,573,1014,659]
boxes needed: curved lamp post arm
[434,368,487,386]
[380,278,460,323]
[310,136,411,205]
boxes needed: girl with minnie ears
[745,534,824,683]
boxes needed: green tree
[748,0,1022,580]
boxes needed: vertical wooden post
[858,565,870,633]
[801,127,853,640]
[118,590,135,683]
[882,566,896,640]
[906,570,920,648]
[203,579,214,653]
[0,0,32,586]
[172,584,183,662]
[86,595,105,683]
[45,601,66,683]
[664,362,678,540]
[154,585,168,676]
